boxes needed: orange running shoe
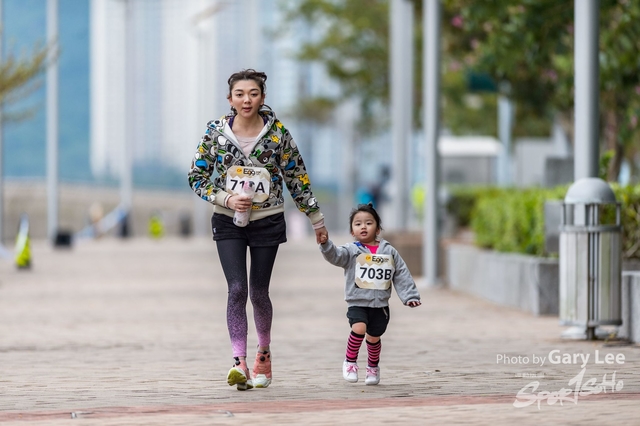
[252,350,272,388]
[227,358,253,391]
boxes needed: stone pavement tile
[1,236,639,425]
[1,399,639,425]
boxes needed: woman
[188,69,328,390]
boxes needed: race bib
[355,253,395,290]
[226,166,270,202]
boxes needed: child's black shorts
[211,212,287,247]
[346,305,390,337]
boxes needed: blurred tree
[279,0,640,181]
[0,40,49,121]
[278,0,391,132]
[442,0,640,181]
[278,0,552,137]
[0,38,49,121]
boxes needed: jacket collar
[219,105,277,143]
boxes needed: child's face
[350,211,379,245]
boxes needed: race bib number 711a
[226,166,270,202]
[355,253,395,290]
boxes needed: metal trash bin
[559,177,622,340]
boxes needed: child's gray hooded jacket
[319,238,421,308]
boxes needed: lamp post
[0,0,4,247]
[574,0,600,180]
[189,1,224,237]
[423,0,441,286]
[120,0,134,237]
[390,0,413,230]
[47,0,60,243]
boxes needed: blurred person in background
[188,69,328,391]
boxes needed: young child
[318,203,421,385]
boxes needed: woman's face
[228,79,265,119]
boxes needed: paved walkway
[0,235,639,425]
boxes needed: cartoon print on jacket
[256,149,274,165]
[188,106,320,218]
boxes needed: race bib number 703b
[355,253,395,290]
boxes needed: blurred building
[90,0,341,188]
[0,0,353,196]
[514,121,573,187]
[2,0,91,181]
[1,0,347,236]
[438,136,501,185]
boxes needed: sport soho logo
[496,349,625,409]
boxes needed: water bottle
[233,181,255,227]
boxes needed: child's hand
[316,227,329,244]
[406,300,421,308]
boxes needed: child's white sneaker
[365,366,380,385]
[342,360,359,383]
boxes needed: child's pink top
[364,244,378,254]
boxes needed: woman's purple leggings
[216,239,279,358]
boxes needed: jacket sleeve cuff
[215,191,232,207]
[307,210,325,226]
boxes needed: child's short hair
[349,203,383,231]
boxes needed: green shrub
[613,184,640,259]
[445,186,499,228]
[461,183,640,260]
[470,187,564,256]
